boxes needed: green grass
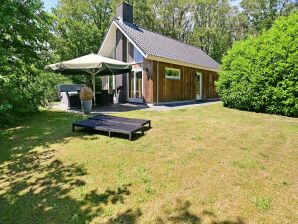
[0,104,297,224]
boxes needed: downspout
[157,61,159,106]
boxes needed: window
[128,42,134,63]
[196,72,202,100]
[127,41,143,63]
[165,67,181,79]
[135,48,143,63]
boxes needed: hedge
[216,12,298,117]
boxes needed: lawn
[0,103,297,224]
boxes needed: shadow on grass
[75,128,146,142]
[0,109,148,164]
[0,110,98,164]
[102,199,245,224]
[105,208,143,224]
[154,199,245,224]
[0,110,133,223]
[0,149,132,224]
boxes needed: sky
[42,0,58,11]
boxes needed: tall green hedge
[217,12,298,117]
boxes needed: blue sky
[42,0,58,11]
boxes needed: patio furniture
[90,115,151,128]
[66,91,81,108]
[47,54,132,104]
[72,119,145,141]
[58,84,85,108]
[94,91,114,105]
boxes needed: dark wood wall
[143,60,219,103]
[142,59,155,103]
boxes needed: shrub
[217,12,298,117]
[0,69,71,125]
[79,87,93,101]
[38,72,72,103]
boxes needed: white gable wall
[98,21,147,60]
[98,23,117,58]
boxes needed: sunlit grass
[0,103,297,223]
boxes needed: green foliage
[240,0,298,34]
[38,72,72,103]
[152,0,193,41]
[217,12,298,117]
[51,0,112,61]
[0,0,55,125]
[0,70,71,125]
[112,0,156,31]
[51,0,112,86]
[50,0,296,64]
[190,0,234,62]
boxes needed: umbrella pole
[92,73,96,105]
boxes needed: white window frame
[196,72,203,100]
[165,67,181,80]
[126,40,143,64]
[126,68,143,103]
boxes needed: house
[99,2,220,105]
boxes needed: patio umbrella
[46,53,132,103]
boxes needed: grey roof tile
[114,19,219,71]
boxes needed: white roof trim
[147,55,219,72]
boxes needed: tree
[240,0,298,34]
[0,0,54,124]
[152,0,193,42]
[52,0,112,61]
[111,0,156,31]
[216,12,298,117]
[51,0,113,87]
[189,0,234,62]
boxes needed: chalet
[99,2,220,105]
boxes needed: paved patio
[50,100,221,114]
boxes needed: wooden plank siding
[142,60,219,103]
[142,59,155,103]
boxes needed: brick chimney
[116,2,133,24]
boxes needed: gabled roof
[100,19,220,72]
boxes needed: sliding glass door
[128,70,143,103]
